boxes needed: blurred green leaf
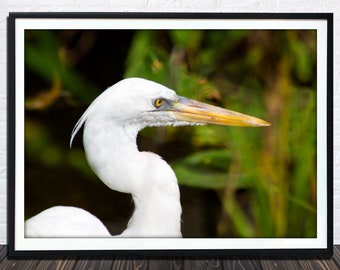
[288,31,316,83]
[172,149,254,189]
[220,194,257,237]
[169,30,203,51]
[25,30,98,102]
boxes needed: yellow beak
[172,97,270,127]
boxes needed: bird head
[70,78,270,146]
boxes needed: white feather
[25,206,110,237]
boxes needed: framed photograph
[8,12,333,256]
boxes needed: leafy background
[25,29,316,238]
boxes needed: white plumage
[25,78,269,238]
[25,206,110,237]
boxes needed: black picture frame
[7,12,333,257]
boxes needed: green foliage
[25,31,98,103]
[123,29,316,238]
[25,29,317,238]
[173,149,236,189]
[25,119,96,179]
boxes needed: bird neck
[83,119,140,193]
[123,173,182,237]
[83,118,182,237]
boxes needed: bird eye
[153,98,164,108]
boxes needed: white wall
[0,0,339,245]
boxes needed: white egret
[25,77,269,238]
